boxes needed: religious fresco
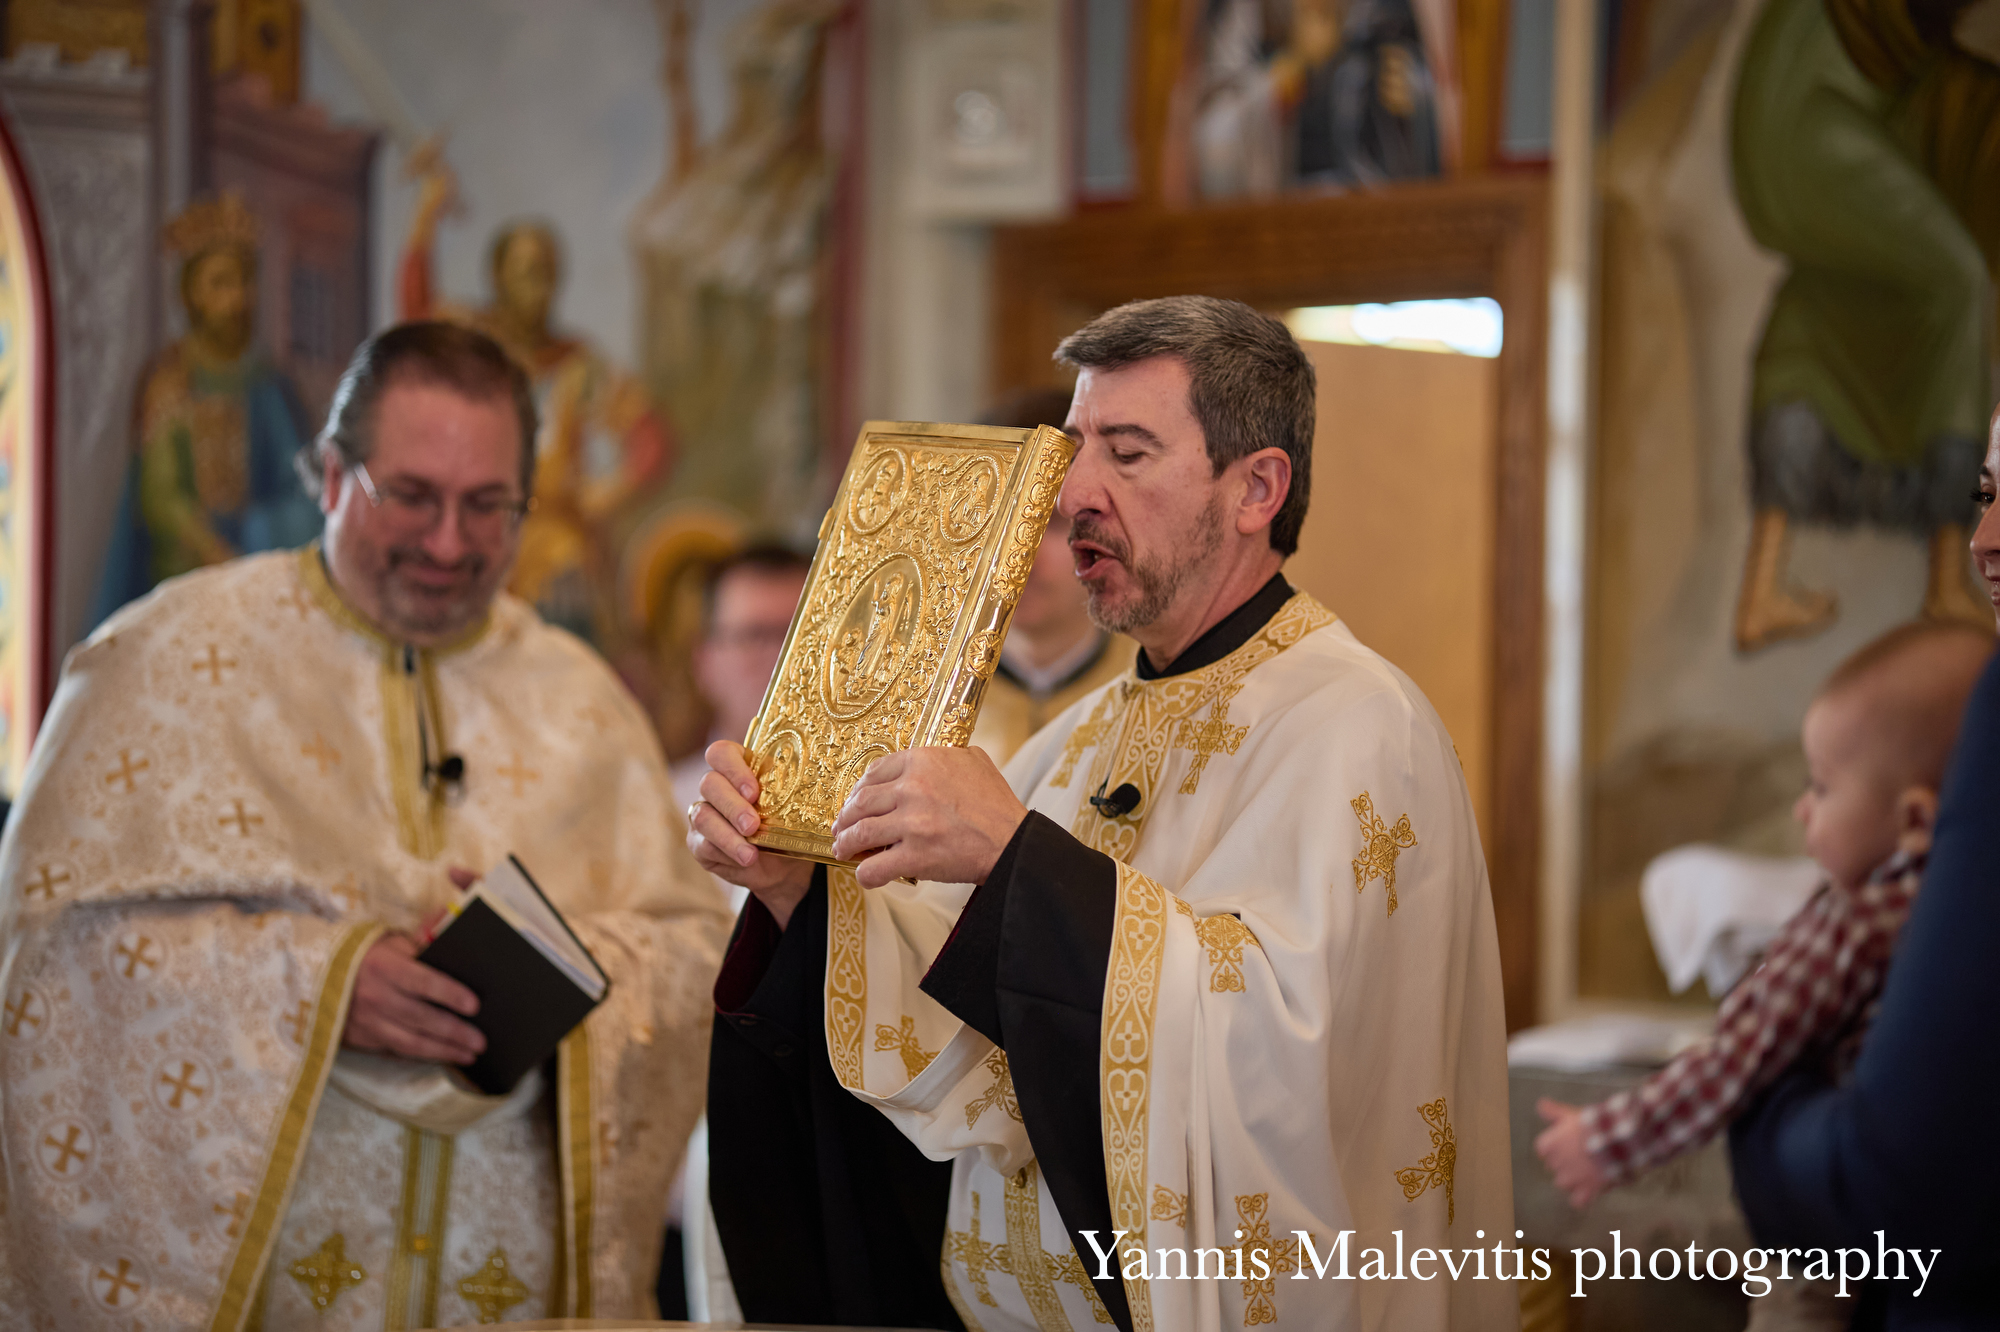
[399,148,674,649]
[0,119,46,797]
[1584,0,2000,1001]
[90,194,322,628]
[1186,0,1462,197]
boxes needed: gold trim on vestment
[825,867,869,1089]
[1002,1163,1075,1332]
[1067,593,1336,861]
[940,1247,990,1332]
[209,922,383,1332]
[385,1125,455,1329]
[1101,864,1167,1332]
[555,1025,595,1317]
[295,545,485,858]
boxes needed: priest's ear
[1895,784,1940,857]
[1231,446,1292,540]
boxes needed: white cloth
[824,592,1515,1331]
[1640,844,1823,995]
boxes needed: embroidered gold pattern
[874,1015,938,1081]
[1191,912,1262,993]
[826,868,869,1088]
[1070,595,1336,861]
[1351,792,1418,915]
[289,1233,366,1312]
[1393,1097,1457,1224]
[1102,863,1170,1332]
[1048,1248,1116,1323]
[1003,1165,1076,1332]
[1173,705,1249,794]
[24,863,70,900]
[1230,1193,1305,1326]
[1050,690,1119,788]
[457,1249,530,1323]
[946,1191,1012,1306]
[210,924,382,1331]
[964,1048,1022,1127]
[1151,1185,1189,1229]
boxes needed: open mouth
[1070,538,1118,579]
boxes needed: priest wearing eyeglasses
[0,321,730,1328]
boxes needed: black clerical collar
[1135,573,1293,680]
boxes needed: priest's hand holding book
[689,739,1028,923]
[342,869,485,1066]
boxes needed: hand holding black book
[417,856,610,1096]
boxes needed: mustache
[386,546,485,578]
[1068,518,1128,562]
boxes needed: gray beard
[1083,494,1225,635]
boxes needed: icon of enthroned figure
[90,193,322,625]
[399,145,674,645]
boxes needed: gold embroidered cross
[158,1060,208,1109]
[300,733,340,773]
[218,798,263,837]
[191,643,237,685]
[1151,1185,1189,1229]
[42,1123,90,1174]
[94,1258,143,1307]
[496,753,540,797]
[3,989,43,1036]
[276,586,313,620]
[104,749,149,793]
[215,1190,249,1239]
[945,1193,1012,1305]
[1050,716,1111,789]
[1191,912,1261,993]
[1394,1097,1457,1224]
[1230,1193,1304,1326]
[964,1048,1021,1128]
[280,998,312,1045]
[1174,707,1248,795]
[1046,1248,1115,1323]
[457,1248,529,1322]
[1351,792,1418,915]
[115,935,159,979]
[873,1015,937,1080]
[290,1233,366,1312]
[23,863,69,900]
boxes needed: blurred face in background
[184,246,255,358]
[695,565,808,742]
[1010,513,1097,652]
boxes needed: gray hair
[297,320,540,501]
[1055,296,1315,556]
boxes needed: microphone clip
[1089,780,1142,819]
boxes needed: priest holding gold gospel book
[691,297,1514,1331]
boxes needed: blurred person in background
[970,388,1136,764]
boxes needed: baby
[1537,620,1992,1208]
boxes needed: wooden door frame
[991,176,1549,1028]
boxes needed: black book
[417,855,609,1096]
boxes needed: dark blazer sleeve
[1729,648,2000,1312]
[708,871,964,1330]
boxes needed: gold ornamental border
[747,420,1076,866]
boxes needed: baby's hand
[1534,1098,1608,1210]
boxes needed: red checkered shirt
[1579,848,1922,1185]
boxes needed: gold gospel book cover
[745,419,1077,866]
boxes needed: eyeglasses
[351,461,534,540]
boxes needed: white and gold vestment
[0,549,730,1329]
[824,592,1514,1331]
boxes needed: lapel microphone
[1090,780,1142,819]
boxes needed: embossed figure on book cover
[747,420,1076,865]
